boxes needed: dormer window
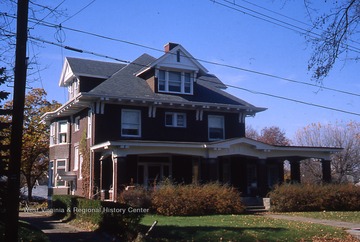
[158,70,193,94]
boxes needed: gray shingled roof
[87,54,262,109]
[66,57,126,78]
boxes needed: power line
[30,0,66,28]
[27,34,360,117]
[1,12,359,98]
[211,0,360,54]
[60,0,96,24]
[223,83,360,116]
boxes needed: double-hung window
[121,109,141,137]
[56,160,67,187]
[50,123,55,145]
[58,121,68,143]
[165,112,186,128]
[208,115,225,140]
[73,146,79,171]
[158,70,193,94]
[74,116,80,131]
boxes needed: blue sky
[5,0,360,140]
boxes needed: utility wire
[30,0,66,28]
[26,34,360,117]
[1,12,359,98]
[211,0,360,53]
[60,0,96,24]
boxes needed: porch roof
[91,138,342,161]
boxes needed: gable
[59,57,125,87]
[136,43,208,76]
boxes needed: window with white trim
[121,109,141,137]
[58,121,68,144]
[79,154,83,179]
[208,115,225,140]
[158,70,193,94]
[74,146,79,171]
[50,123,55,145]
[165,112,186,128]
[74,116,80,131]
[87,110,92,139]
[56,159,67,187]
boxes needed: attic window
[158,70,193,94]
[176,50,180,62]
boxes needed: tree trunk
[26,176,33,201]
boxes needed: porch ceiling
[91,138,342,160]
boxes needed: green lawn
[284,211,360,224]
[140,214,350,241]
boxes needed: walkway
[19,212,114,242]
[264,214,360,241]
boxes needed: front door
[138,160,171,188]
[247,164,257,195]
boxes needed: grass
[140,214,351,241]
[283,211,360,224]
[0,220,50,242]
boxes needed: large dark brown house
[43,43,340,201]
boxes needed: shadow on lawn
[141,224,287,241]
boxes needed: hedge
[268,183,360,212]
[51,195,144,240]
[151,182,245,216]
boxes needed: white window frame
[87,110,92,139]
[58,121,68,144]
[73,146,79,171]
[121,109,141,137]
[157,70,194,94]
[79,154,83,179]
[208,115,225,140]
[50,123,55,145]
[55,159,67,187]
[165,112,187,128]
[74,116,80,131]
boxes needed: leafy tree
[304,0,360,81]
[294,121,360,183]
[0,88,60,200]
[246,125,290,146]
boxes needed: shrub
[51,196,144,241]
[118,186,151,208]
[52,195,78,219]
[269,183,360,212]
[151,182,244,216]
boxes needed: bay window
[58,121,68,143]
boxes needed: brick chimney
[164,42,179,52]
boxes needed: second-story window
[121,109,141,137]
[165,112,186,128]
[158,70,193,94]
[58,121,68,143]
[208,115,224,140]
[74,116,80,131]
[50,123,55,145]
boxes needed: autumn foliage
[150,182,244,216]
[269,183,360,212]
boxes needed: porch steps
[244,205,268,213]
[241,197,270,213]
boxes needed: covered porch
[91,138,341,201]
